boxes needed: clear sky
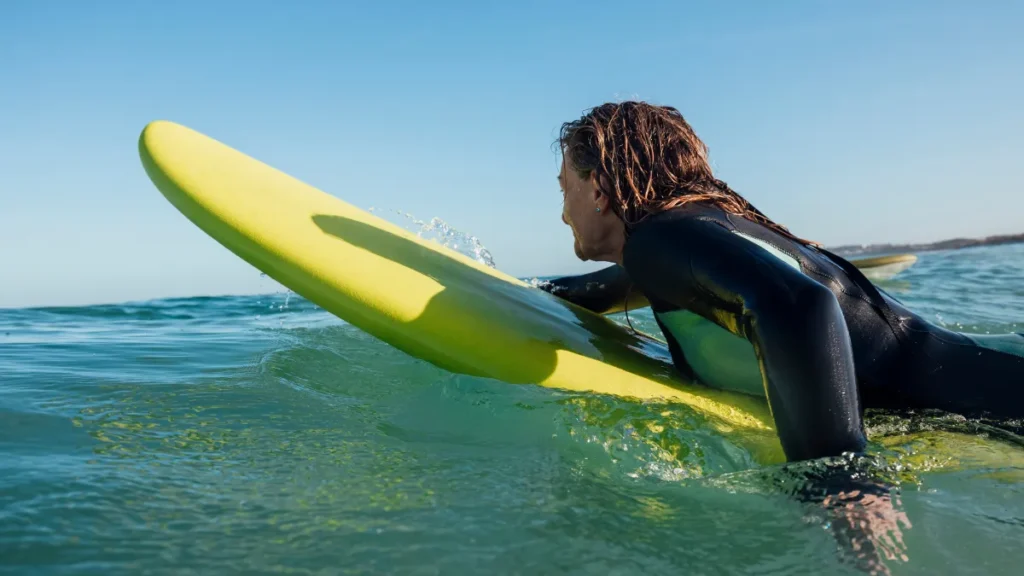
[2,0,1022,308]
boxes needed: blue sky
[2,0,1022,308]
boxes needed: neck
[597,224,627,266]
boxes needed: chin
[573,241,587,261]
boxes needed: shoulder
[621,203,825,308]
[619,206,741,300]
[622,205,742,269]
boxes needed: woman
[543,101,1024,463]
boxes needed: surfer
[542,101,1024,464]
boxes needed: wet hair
[558,101,817,246]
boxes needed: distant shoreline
[831,232,1024,257]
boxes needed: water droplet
[387,210,498,268]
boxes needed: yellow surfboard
[853,253,918,281]
[138,120,788,464]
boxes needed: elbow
[766,280,852,361]
[794,282,851,350]
[794,281,845,331]
[746,279,846,339]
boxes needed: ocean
[2,243,1023,575]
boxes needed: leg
[897,324,1024,426]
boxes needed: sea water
[2,235,1023,574]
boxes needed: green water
[2,244,1023,575]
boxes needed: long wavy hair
[558,101,818,246]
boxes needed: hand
[824,487,913,575]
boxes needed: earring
[595,207,601,212]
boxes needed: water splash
[253,207,498,321]
[371,208,497,269]
[552,395,759,482]
[524,277,556,290]
[256,273,297,316]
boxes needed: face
[558,154,625,264]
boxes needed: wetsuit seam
[804,268,882,312]
[815,248,913,355]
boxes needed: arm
[622,217,867,462]
[624,218,900,574]
[539,265,650,315]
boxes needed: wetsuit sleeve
[622,217,867,462]
[539,265,650,314]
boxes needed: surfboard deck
[138,120,788,464]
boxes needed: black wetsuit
[544,203,1024,463]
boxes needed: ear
[590,173,611,212]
